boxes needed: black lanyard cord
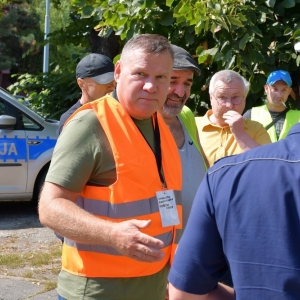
[134,113,165,187]
[153,114,165,186]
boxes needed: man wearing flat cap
[57,53,116,134]
[244,70,300,142]
[159,44,207,231]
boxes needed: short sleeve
[46,110,103,192]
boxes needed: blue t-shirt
[169,123,300,299]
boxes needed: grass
[0,253,24,268]
[43,281,57,292]
[0,248,61,269]
[0,242,61,292]
[31,248,61,267]
[23,271,34,278]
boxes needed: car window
[20,113,42,130]
[0,100,7,115]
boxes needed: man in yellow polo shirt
[196,70,271,167]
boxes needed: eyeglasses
[212,95,244,106]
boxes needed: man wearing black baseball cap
[244,70,300,142]
[159,44,207,231]
[57,53,115,134]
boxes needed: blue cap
[266,70,292,87]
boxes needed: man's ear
[77,78,85,91]
[209,94,213,105]
[114,60,121,83]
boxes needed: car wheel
[32,166,49,206]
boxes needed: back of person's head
[209,70,250,96]
[76,53,115,85]
[171,44,200,76]
[120,34,174,61]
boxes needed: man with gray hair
[196,70,271,167]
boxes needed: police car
[0,87,58,202]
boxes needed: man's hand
[223,110,261,151]
[222,110,245,135]
[109,219,165,262]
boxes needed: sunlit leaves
[7,0,300,116]
[227,16,244,28]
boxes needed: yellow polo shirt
[196,110,271,167]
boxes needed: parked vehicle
[0,87,58,202]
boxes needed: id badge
[156,189,180,227]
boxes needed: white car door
[0,99,28,196]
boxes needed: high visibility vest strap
[179,106,208,170]
[252,105,300,142]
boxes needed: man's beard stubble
[162,93,186,116]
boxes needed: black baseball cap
[76,53,115,84]
[171,44,201,76]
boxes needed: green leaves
[166,0,174,6]
[282,0,295,8]
[82,5,95,18]
[239,33,250,50]
[160,11,174,25]
[197,47,218,64]
[227,16,244,27]
[6,0,300,117]
[265,0,276,8]
[292,29,300,39]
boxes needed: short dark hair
[121,34,174,61]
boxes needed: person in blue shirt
[168,122,300,300]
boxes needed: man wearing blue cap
[244,70,300,142]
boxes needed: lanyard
[135,113,165,187]
[153,114,165,187]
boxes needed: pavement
[0,275,57,300]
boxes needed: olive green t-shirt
[46,108,168,299]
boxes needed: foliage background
[2,0,300,118]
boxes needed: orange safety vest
[62,96,182,278]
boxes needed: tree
[70,0,300,113]
[8,0,300,118]
[8,2,122,118]
[7,0,89,118]
[0,1,43,74]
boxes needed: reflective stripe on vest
[251,105,300,142]
[62,96,182,278]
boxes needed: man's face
[210,78,246,123]
[79,78,116,103]
[264,80,291,110]
[160,69,194,118]
[115,49,173,120]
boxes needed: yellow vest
[251,105,300,142]
[62,96,182,277]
